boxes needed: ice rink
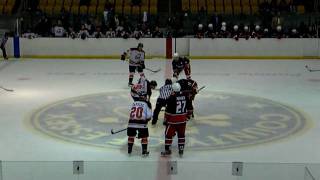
[0,58,319,166]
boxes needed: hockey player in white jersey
[127,93,152,156]
[121,43,146,86]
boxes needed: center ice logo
[28,91,310,150]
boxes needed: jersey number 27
[176,100,186,114]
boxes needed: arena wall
[7,38,320,59]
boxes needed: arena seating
[0,0,14,14]
[181,0,305,15]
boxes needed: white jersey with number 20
[128,101,152,128]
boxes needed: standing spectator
[272,12,283,29]
[52,20,66,37]
[1,32,8,60]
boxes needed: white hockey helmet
[276,25,282,32]
[221,22,226,26]
[255,25,260,31]
[171,77,178,83]
[233,25,239,31]
[172,83,181,92]
[244,25,249,31]
[292,28,297,34]
[173,52,179,60]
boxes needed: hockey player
[130,77,157,102]
[161,83,192,157]
[127,93,152,156]
[172,52,191,79]
[177,77,198,119]
[121,43,146,86]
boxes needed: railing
[0,161,318,180]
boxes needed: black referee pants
[152,98,166,124]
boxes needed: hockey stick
[145,67,161,73]
[121,55,161,73]
[0,86,14,92]
[305,65,320,72]
[197,86,206,92]
[110,128,127,134]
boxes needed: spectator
[22,29,38,39]
[52,20,66,37]
[272,12,283,29]
[205,24,216,38]
[106,27,116,38]
[232,25,240,40]
[67,27,77,39]
[92,26,105,38]
[78,24,90,39]
[195,24,205,38]
[152,26,163,37]
[144,28,152,38]
[132,27,144,39]
[289,28,300,38]
[251,25,263,39]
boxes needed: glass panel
[1,161,319,180]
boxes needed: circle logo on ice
[28,91,310,150]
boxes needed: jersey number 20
[130,107,143,119]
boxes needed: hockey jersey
[172,57,190,70]
[128,101,152,128]
[129,48,145,66]
[164,92,192,124]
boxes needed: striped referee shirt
[158,84,172,100]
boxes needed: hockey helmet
[173,52,179,60]
[165,79,172,85]
[150,80,157,88]
[171,77,178,83]
[138,43,143,48]
[172,83,181,92]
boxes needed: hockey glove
[140,61,145,69]
[120,52,127,61]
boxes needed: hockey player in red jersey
[161,83,192,157]
[127,93,152,157]
[121,43,146,86]
[177,77,198,119]
[172,52,191,79]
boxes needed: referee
[1,32,8,60]
[152,79,173,125]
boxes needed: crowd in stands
[21,0,318,39]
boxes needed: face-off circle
[28,91,310,150]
